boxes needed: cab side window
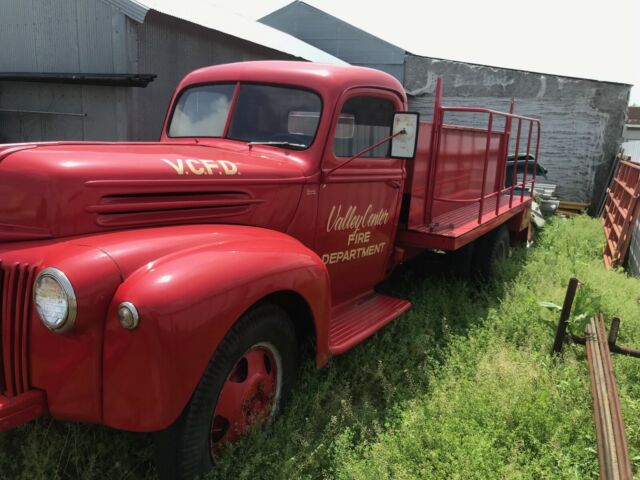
[333,96,395,158]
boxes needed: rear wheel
[450,241,475,278]
[472,225,511,280]
[155,304,299,480]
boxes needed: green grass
[2,216,640,479]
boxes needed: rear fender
[102,229,330,432]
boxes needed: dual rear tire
[473,225,511,280]
[450,225,511,280]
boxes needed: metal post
[608,317,620,345]
[478,113,493,224]
[521,121,533,201]
[530,123,541,196]
[510,118,522,208]
[425,78,443,228]
[551,277,580,355]
[495,101,514,216]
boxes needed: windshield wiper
[247,141,307,150]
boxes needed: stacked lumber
[557,200,589,216]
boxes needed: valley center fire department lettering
[162,158,239,176]
[322,242,387,265]
[326,204,390,232]
[322,204,390,265]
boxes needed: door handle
[388,180,402,189]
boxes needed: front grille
[0,261,36,397]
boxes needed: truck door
[317,89,405,303]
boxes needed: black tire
[154,303,299,480]
[472,225,511,280]
[450,241,476,278]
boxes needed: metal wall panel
[0,0,298,142]
[31,0,81,72]
[126,11,294,141]
[622,141,640,162]
[260,1,405,83]
[0,1,39,71]
[0,0,129,142]
[627,216,640,277]
[77,0,117,72]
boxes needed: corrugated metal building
[623,141,640,161]
[260,1,404,83]
[627,215,640,277]
[624,122,640,277]
[0,0,344,143]
[261,1,632,208]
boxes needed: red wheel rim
[210,343,280,458]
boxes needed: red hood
[0,141,308,242]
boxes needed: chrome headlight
[33,268,77,333]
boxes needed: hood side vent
[88,191,263,228]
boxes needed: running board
[328,293,411,355]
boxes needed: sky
[213,0,640,106]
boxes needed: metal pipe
[584,316,634,480]
[478,113,493,224]
[0,108,86,117]
[521,122,534,201]
[530,122,542,196]
[596,316,633,479]
[586,326,607,479]
[593,318,618,479]
[0,72,156,87]
[323,129,408,179]
[425,78,443,228]
[609,344,640,359]
[509,119,522,208]
[495,100,514,216]
[432,187,512,204]
[440,106,539,122]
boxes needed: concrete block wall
[404,54,631,207]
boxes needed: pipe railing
[425,78,541,228]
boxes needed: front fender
[0,240,122,424]
[101,226,330,432]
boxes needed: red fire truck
[0,61,539,479]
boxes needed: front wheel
[155,304,299,480]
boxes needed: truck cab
[0,61,539,480]
[160,61,412,308]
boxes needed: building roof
[259,0,633,86]
[260,1,404,82]
[101,0,347,65]
[628,107,640,126]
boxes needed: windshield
[168,83,322,149]
[168,84,235,137]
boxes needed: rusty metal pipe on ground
[585,315,632,480]
[552,278,637,479]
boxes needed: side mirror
[391,112,420,159]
